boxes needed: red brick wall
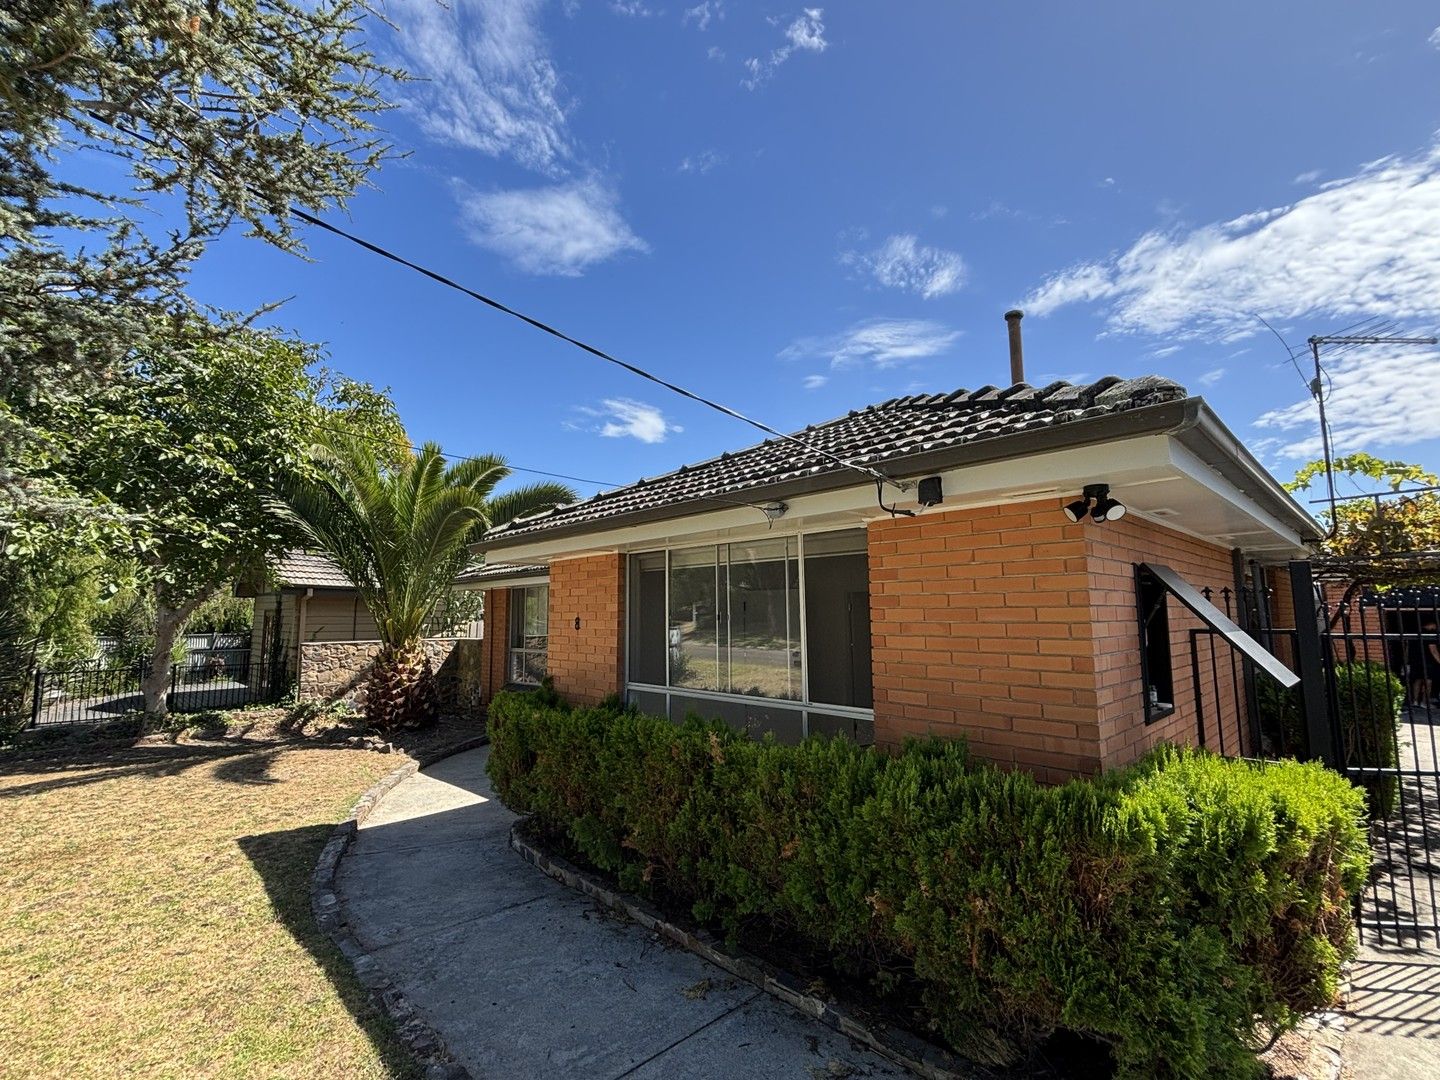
[479,587,510,706]
[547,554,626,706]
[1086,519,1244,768]
[868,499,1101,783]
[869,499,1249,780]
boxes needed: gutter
[1171,400,1323,544]
[480,401,1190,553]
[479,397,1319,553]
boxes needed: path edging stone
[311,734,489,1080]
[509,818,975,1080]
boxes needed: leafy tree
[274,436,575,731]
[58,323,402,717]
[1,0,399,529]
[1288,453,1440,561]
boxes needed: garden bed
[487,688,1369,1079]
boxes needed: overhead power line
[87,106,910,496]
[304,415,617,489]
[287,207,911,495]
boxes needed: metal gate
[1187,561,1440,948]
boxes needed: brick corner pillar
[479,586,511,707]
[867,499,1104,784]
[547,553,626,707]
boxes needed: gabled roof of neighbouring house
[274,550,354,589]
[481,375,1197,549]
[271,551,510,591]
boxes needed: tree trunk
[142,596,200,719]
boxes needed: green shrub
[1255,661,1402,818]
[489,688,1365,1077]
[487,689,1368,1078]
[1332,662,1403,817]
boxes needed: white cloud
[1197,368,1226,386]
[1148,345,1182,359]
[611,1,653,15]
[742,7,827,89]
[1430,26,1440,49]
[684,2,723,30]
[780,318,962,369]
[1254,348,1440,458]
[385,0,571,173]
[1025,138,1440,339]
[802,374,828,390]
[678,148,726,174]
[930,204,949,219]
[1293,168,1323,185]
[707,45,726,61]
[456,179,648,275]
[840,234,966,299]
[581,399,682,443]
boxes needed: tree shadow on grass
[236,823,425,1080]
[0,741,272,798]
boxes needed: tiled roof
[274,550,353,589]
[274,551,530,590]
[455,562,547,585]
[484,375,1188,545]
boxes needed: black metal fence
[28,650,291,728]
[1184,562,1440,948]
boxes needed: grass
[0,739,422,1079]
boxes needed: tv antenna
[1308,327,1438,537]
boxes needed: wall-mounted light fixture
[1063,483,1128,524]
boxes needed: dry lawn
[0,742,420,1079]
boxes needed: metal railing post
[30,668,43,728]
[1289,560,1340,768]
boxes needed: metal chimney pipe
[1004,309,1025,385]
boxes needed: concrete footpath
[1342,947,1440,1080]
[336,746,905,1079]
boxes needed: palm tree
[274,435,574,730]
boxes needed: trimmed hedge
[487,689,1368,1079]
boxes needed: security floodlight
[1064,483,1126,524]
[1092,494,1127,522]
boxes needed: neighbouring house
[472,374,1319,782]
[239,551,485,711]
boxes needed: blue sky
[185,1,1440,502]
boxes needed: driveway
[335,746,905,1078]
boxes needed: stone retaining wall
[299,638,484,716]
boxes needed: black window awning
[1139,563,1300,688]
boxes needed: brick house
[472,376,1316,781]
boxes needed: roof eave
[480,399,1198,553]
[1174,400,1322,543]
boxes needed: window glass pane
[804,530,872,708]
[628,553,666,685]
[726,538,799,700]
[668,546,721,691]
[509,585,548,685]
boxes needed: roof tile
[484,375,1186,544]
